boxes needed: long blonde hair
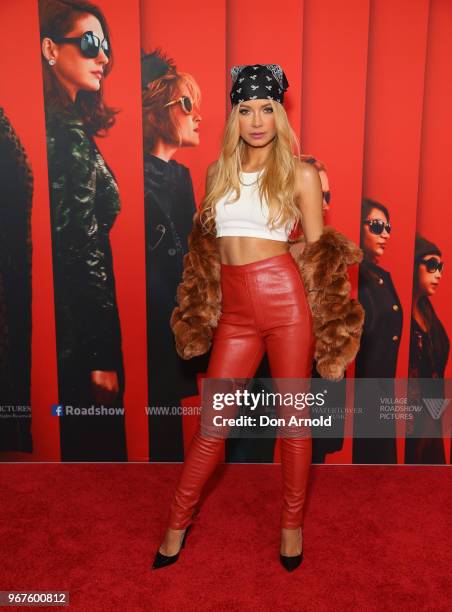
[200,100,301,234]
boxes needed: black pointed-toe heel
[280,527,303,572]
[152,525,192,570]
[280,549,303,572]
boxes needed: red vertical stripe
[416,0,452,462]
[363,0,429,380]
[417,0,452,378]
[95,0,148,461]
[302,0,369,239]
[0,0,59,461]
[363,0,430,463]
[227,0,303,140]
[141,0,227,208]
[141,0,227,456]
[301,0,370,464]
[227,0,304,464]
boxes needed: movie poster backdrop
[0,0,450,463]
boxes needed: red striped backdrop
[0,0,449,463]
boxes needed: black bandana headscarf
[229,64,289,106]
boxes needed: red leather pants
[168,251,315,530]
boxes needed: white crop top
[215,171,296,242]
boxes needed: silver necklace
[239,170,262,187]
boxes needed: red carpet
[0,464,451,611]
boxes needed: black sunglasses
[163,96,193,114]
[420,258,444,273]
[53,31,110,59]
[364,218,392,235]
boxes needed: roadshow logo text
[50,404,124,416]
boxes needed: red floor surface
[0,464,451,611]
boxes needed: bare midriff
[216,236,289,265]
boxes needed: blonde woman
[153,64,364,572]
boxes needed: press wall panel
[0,0,58,460]
[416,0,452,380]
[362,0,430,380]
[141,0,227,458]
[301,0,369,240]
[227,0,304,464]
[301,0,370,464]
[227,0,304,136]
[141,0,227,207]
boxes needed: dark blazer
[0,108,33,452]
[355,259,403,378]
[46,113,126,461]
[409,300,449,379]
[46,115,123,377]
[144,153,194,328]
[144,153,209,461]
[405,302,450,464]
[353,258,403,463]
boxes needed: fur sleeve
[290,226,365,381]
[170,210,222,359]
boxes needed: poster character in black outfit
[141,50,209,461]
[39,0,126,461]
[0,109,33,453]
[405,235,449,464]
[353,198,402,463]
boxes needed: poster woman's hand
[91,370,119,404]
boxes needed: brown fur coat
[170,210,365,381]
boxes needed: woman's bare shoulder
[293,158,322,193]
[206,160,219,190]
[293,157,320,181]
[292,158,323,215]
[207,159,220,174]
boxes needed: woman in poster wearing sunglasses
[39,0,126,461]
[352,198,402,464]
[405,235,449,464]
[140,50,209,462]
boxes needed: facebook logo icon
[51,404,64,416]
